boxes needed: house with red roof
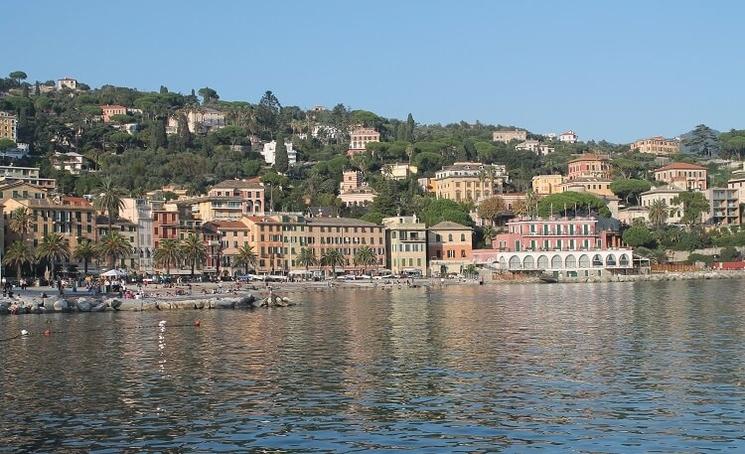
[654,162,708,190]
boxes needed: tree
[481,225,497,247]
[181,233,207,277]
[477,196,506,225]
[9,207,32,242]
[257,90,281,135]
[0,138,15,151]
[197,87,219,104]
[37,233,71,280]
[720,246,740,262]
[672,191,709,227]
[353,246,377,274]
[154,239,182,274]
[405,113,415,142]
[98,232,132,269]
[3,240,33,281]
[537,192,611,218]
[9,71,27,85]
[648,199,669,229]
[417,198,474,227]
[74,239,97,275]
[94,177,126,234]
[233,243,258,275]
[622,223,656,248]
[296,247,317,271]
[610,178,652,205]
[321,249,346,278]
[274,135,289,173]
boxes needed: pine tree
[274,135,289,173]
[406,113,415,142]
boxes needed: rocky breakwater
[0,292,295,316]
[562,269,745,284]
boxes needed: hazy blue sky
[3,0,744,142]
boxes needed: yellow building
[429,162,509,204]
[383,215,428,276]
[492,129,527,143]
[630,136,680,155]
[0,112,17,142]
[532,174,564,195]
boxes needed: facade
[0,111,18,142]
[96,216,139,268]
[56,78,78,90]
[427,221,473,276]
[340,170,363,192]
[727,169,745,203]
[100,104,127,123]
[640,185,684,224]
[338,186,377,207]
[203,219,253,276]
[382,163,418,180]
[559,130,578,143]
[0,181,48,201]
[167,107,226,134]
[705,188,740,225]
[654,162,707,190]
[383,215,428,276]
[515,140,555,155]
[0,166,56,189]
[562,154,612,196]
[3,196,96,251]
[261,140,297,166]
[475,249,634,277]
[560,178,613,197]
[492,129,527,143]
[532,174,564,195]
[630,136,681,155]
[617,206,649,225]
[52,152,90,175]
[346,127,380,156]
[121,198,155,272]
[429,162,509,204]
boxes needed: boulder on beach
[236,294,257,308]
[141,302,159,311]
[53,299,69,312]
[91,302,108,312]
[259,294,295,308]
[0,302,9,315]
[117,301,143,311]
[76,298,92,312]
[107,298,123,310]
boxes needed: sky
[3,0,745,143]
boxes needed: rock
[107,298,123,310]
[117,301,142,311]
[141,302,159,311]
[76,298,92,312]
[0,302,8,315]
[29,303,41,314]
[214,298,236,310]
[193,299,206,310]
[236,295,256,308]
[53,299,69,312]
[91,302,108,312]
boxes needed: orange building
[100,105,128,123]
[427,221,473,276]
[654,162,708,190]
[566,154,611,180]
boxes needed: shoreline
[2,270,745,316]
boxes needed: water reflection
[2,280,745,450]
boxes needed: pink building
[101,104,128,123]
[492,216,623,252]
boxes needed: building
[492,129,527,143]
[427,221,473,276]
[261,140,297,166]
[121,198,155,272]
[382,163,418,180]
[617,206,649,225]
[100,105,128,123]
[559,130,578,143]
[3,196,96,251]
[56,77,78,90]
[52,152,91,175]
[640,185,684,224]
[340,170,363,192]
[492,216,623,253]
[0,111,17,142]
[560,178,614,197]
[654,162,707,190]
[727,169,745,203]
[96,215,139,269]
[0,181,48,201]
[176,179,265,223]
[0,166,56,189]
[338,186,377,207]
[532,175,564,195]
[166,107,226,134]
[346,127,380,156]
[705,188,740,225]
[428,162,509,204]
[561,154,613,196]
[515,140,555,155]
[630,136,681,155]
[383,215,427,276]
[202,219,253,276]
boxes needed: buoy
[158,320,167,327]
[193,320,201,327]
[43,329,51,336]
[20,329,28,336]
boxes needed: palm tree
[153,239,182,275]
[482,225,497,247]
[353,246,377,275]
[181,233,207,278]
[94,177,126,234]
[74,239,97,275]
[9,207,32,242]
[233,243,258,275]
[296,247,317,271]
[3,240,34,281]
[98,232,132,269]
[648,199,669,229]
[321,249,346,278]
[37,233,71,280]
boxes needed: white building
[261,140,297,166]
[121,198,155,272]
[559,130,578,143]
[56,77,78,91]
[515,140,555,155]
[382,163,418,180]
[474,249,635,278]
[640,185,684,224]
[166,107,226,134]
[52,152,90,175]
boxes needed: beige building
[339,186,376,207]
[428,162,509,204]
[383,215,428,276]
[705,188,740,225]
[382,163,418,180]
[492,129,527,143]
[630,136,680,155]
[561,178,614,197]
[727,169,745,202]
[532,174,564,195]
[100,105,128,123]
[640,185,684,224]
[0,111,17,142]
[167,107,226,134]
[3,196,96,251]
[52,152,90,175]
[562,154,612,196]
[654,162,707,190]
[515,140,555,155]
[559,130,578,143]
[56,77,78,90]
[0,181,48,201]
[0,166,56,189]
[617,206,649,225]
[347,127,380,156]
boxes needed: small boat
[539,273,558,284]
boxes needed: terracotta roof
[429,221,471,231]
[62,196,92,207]
[654,162,707,172]
[100,104,127,110]
[568,153,607,163]
[210,220,249,229]
[211,179,263,190]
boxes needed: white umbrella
[101,269,127,277]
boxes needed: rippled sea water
[2,280,745,452]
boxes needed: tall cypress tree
[406,113,415,142]
[274,135,289,173]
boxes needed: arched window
[551,255,563,269]
[499,256,507,269]
[619,254,630,266]
[448,234,453,242]
[578,254,590,268]
[565,254,577,268]
[606,254,617,266]
[508,255,522,269]
[537,255,549,269]
[592,254,603,267]
[523,255,535,269]
[460,233,465,241]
